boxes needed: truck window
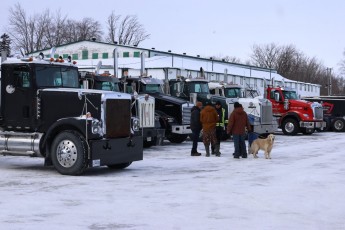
[282,90,298,100]
[190,82,209,93]
[36,66,79,88]
[225,88,240,98]
[13,66,31,88]
[143,84,161,93]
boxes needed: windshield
[282,90,298,100]
[94,81,120,92]
[36,66,79,88]
[189,82,209,93]
[141,84,162,93]
[224,88,242,98]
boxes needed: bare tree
[251,43,281,69]
[106,13,150,45]
[222,55,242,64]
[106,11,120,44]
[8,3,35,53]
[45,10,68,47]
[76,17,103,41]
[250,43,345,95]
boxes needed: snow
[1,131,345,230]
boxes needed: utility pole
[326,67,332,96]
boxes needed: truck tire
[331,118,345,132]
[51,131,88,175]
[167,133,188,143]
[282,118,299,135]
[107,162,132,169]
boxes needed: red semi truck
[266,85,325,135]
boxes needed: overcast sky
[1,0,345,73]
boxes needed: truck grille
[138,97,155,128]
[313,106,323,120]
[182,103,193,125]
[105,99,131,138]
[261,102,273,125]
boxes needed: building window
[54,54,59,58]
[82,50,88,59]
[134,51,140,57]
[72,53,78,60]
[254,78,257,86]
[300,83,302,90]
[123,52,129,58]
[102,53,108,59]
[63,54,68,59]
[92,53,98,59]
[240,77,243,85]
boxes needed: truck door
[269,89,283,116]
[2,64,34,130]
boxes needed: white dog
[250,134,275,159]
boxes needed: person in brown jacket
[227,102,252,158]
[200,102,219,157]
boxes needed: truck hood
[288,99,313,107]
[148,92,193,106]
[41,88,132,101]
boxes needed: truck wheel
[167,133,188,143]
[51,131,88,175]
[107,162,132,169]
[282,118,299,135]
[331,118,345,132]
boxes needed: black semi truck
[79,71,164,147]
[303,96,345,132]
[121,76,193,143]
[0,52,143,175]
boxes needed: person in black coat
[190,101,203,156]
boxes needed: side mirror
[131,82,137,93]
[274,92,280,102]
[176,82,181,93]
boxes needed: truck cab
[0,53,143,175]
[266,85,325,135]
[121,76,193,143]
[169,77,235,139]
[208,82,277,136]
[79,71,163,147]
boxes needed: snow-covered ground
[0,131,344,230]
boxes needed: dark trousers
[215,126,223,144]
[233,134,247,158]
[191,130,200,153]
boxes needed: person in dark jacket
[212,101,225,156]
[190,101,203,156]
[200,102,218,157]
[227,102,252,158]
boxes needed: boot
[211,145,215,155]
[205,144,210,157]
[215,144,221,157]
[191,151,201,156]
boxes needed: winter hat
[234,102,241,108]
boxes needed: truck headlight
[131,117,140,132]
[91,119,103,136]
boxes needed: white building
[29,40,321,97]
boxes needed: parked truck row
[1,48,336,175]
